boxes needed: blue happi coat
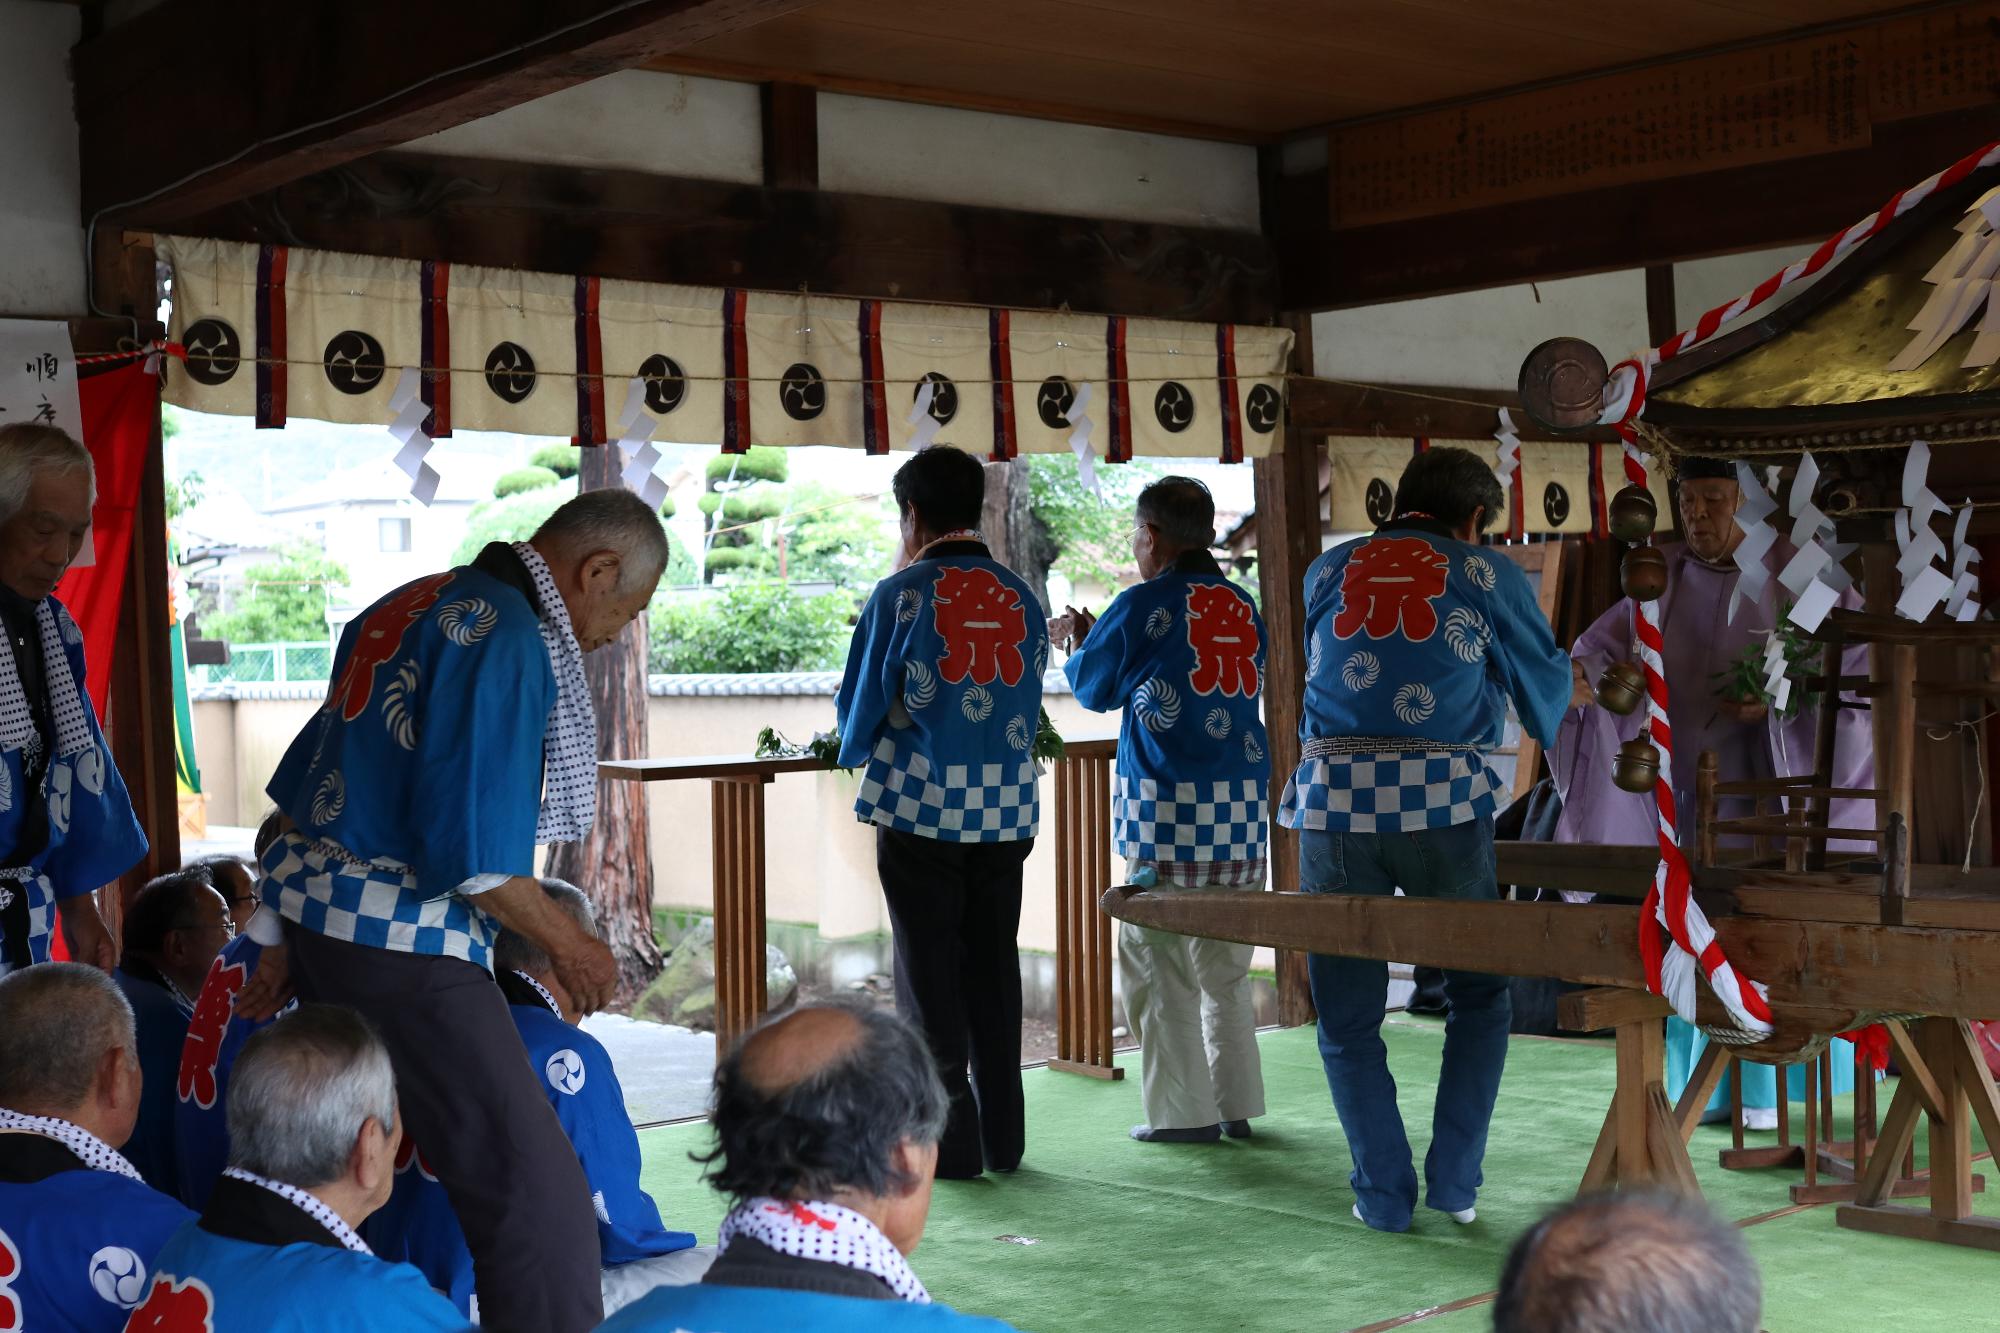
[172,935,285,1210]
[0,1156,192,1331]
[835,542,1046,842]
[1064,552,1270,862]
[263,562,554,969]
[599,1283,1021,1333]
[132,1224,469,1332]
[364,993,698,1315]
[0,596,147,965]
[1280,520,1571,833]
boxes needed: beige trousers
[1118,869,1266,1131]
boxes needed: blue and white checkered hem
[261,831,497,969]
[1275,751,1501,833]
[1113,775,1269,862]
[854,736,1039,843]
[0,871,55,967]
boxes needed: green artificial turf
[638,1018,1997,1331]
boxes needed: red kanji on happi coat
[931,567,1028,687]
[1333,537,1450,642]
[0,1228,22,1333]
[123,1276,216,1333]
[325,573,454,722]
[1186,585,1260,697]
[177,957,248,1109]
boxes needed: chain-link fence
[194,642,334,686]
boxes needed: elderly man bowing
[1550,458,1874,1126]
[237,489,668,1333]
[0,424,147,976]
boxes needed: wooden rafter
[74,0,812,224]
[154,150,1279,324]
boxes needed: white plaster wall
[193,688,1118,954]
[0,0,86,316]
[1312,271,1650,391]
[1672,244,1829,340]
[818,93,1259,231]
[403,70,764,186]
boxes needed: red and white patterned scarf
[719,1198,929,1304]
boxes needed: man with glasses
[114,868,235,1195]
[188,853,261,935]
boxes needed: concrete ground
[581,1012,716,1125]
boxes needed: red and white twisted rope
[1594,139,2000,1035]
[1608,361,1774,1035]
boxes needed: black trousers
[876,827,1031,1178]
[286,924,604,1333]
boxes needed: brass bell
[1613,738,1662,793]
[1606,485,1658,543]
[1595,661,1647,716]
[1621,545,1669,602]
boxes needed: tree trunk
[545,448,663,1003]
[982,459,1057,613]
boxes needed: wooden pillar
[1644,264,1678,348]
[1257,313,1321,1026]
[708,774,770,1050]
[1052,744,1121,1079]
[760,82,818,191]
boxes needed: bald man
[600,1003,1018,1332]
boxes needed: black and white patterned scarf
[511,969,562,1018]
[511,543,597,845]
[720,1198,930,1304]
[0,599,97,823]
[221,1167,373,1254]
[0,1108,144,1180]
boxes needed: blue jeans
[1301,820,1510,1231]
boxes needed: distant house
[261,454,507,631]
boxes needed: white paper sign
[0,319,83,437]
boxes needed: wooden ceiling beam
[155,150,1279,324]
[74,0,810,225]
[1287,377,1616,443]
[1273,104,2000,312]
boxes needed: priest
[1549,457,1874,1124]
[0,423,147,976]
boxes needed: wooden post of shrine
[1255,312,1321,1027]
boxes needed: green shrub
[704,446,788,487]
[649,584,855,674]
[495,466,562,498]
[530,445,581,479]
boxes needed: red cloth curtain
[55,361,158,717]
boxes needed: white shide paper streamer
[387,367,440,507]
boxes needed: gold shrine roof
[1646,163,2000,442]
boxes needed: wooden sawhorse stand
[1562,988,1712,1194]
[1838,1017,2000,1250]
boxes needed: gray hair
[698,1001,950,1202]
[0,962,135,1114]
[493,878,597,976]
[227,1004,397,1188]
[1495,1191,1762,1333]
[1136,475,1217,551]
[0,423,97,530]
[532,488,671,597]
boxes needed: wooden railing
[603,737,1123,1075]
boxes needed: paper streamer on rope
[1729,462,1778,623]
[386,367,440,506]
[1895,440,1953,620]
[908,378,942,452]
[1948,502,1984,622]
[612,376,670,511]
[1065,381,1099,497]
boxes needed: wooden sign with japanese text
[1329,34,1868,228]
